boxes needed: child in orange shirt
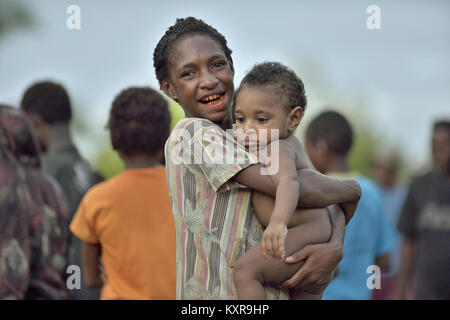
[70,87,176,299]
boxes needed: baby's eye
[235,117,244,123]
[257,117,268,124]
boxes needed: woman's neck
[218,113,232,130]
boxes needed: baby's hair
[153,16,233,82]
[237,61,307,112]
[108,87,170,157]
[21,81,72,124]
[306,110,353,156]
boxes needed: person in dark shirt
[397,120,450,300]
[21,81,103,299]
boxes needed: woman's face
[161,34,234,124]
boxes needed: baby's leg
[233,213,331,300]
[233,247,269,299]
[289,267,338,300]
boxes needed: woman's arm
[81,242,103,288]
[234,134,361,222]
[234,165,361,221]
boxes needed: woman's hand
[281,240,342,289]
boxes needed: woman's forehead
[168,34,226,67]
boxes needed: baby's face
[234,84,290,149]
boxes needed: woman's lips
[200,93,226,109]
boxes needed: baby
[233,62,333,300]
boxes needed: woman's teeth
[201,94,221,103]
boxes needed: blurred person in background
[397,120,450,300]
[20,81,103,299]
[70,87,176,299]
[0,104,70,299]
[371,151,407,300]
[305,110,398,300]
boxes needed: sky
[1,0,449,172]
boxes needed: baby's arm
[81,242,103,288]
[261,141,299,260]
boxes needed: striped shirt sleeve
[183,118,258,193]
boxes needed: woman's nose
[199,70,219,89]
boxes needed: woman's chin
[200,106,229,123]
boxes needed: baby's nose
[243,126,256,134]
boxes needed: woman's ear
[228,56,235,75]
[287,106,304,132]
[160,79,178,102]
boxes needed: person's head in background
[431,120,450,176]
[233,61,306,149]
[371,151,401,189]
[305,110,353,174]
[0,104,41,168]
[108,87,170,170]
[20,81,72,153]
[154,17,234,126]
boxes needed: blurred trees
[0,1,34,39]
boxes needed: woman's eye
[212,61,226,68]
[181,71,195,78]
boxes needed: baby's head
[234,62,306,148]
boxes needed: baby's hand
[262,222,288,260]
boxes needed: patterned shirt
[165,117,288,300]
[0,106,70,299]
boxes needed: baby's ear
[160,79,178,101]
[287,106,304,132]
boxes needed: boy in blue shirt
[305,110,398,299]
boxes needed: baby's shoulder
[277,135,301,153]
[265,139,296,162]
